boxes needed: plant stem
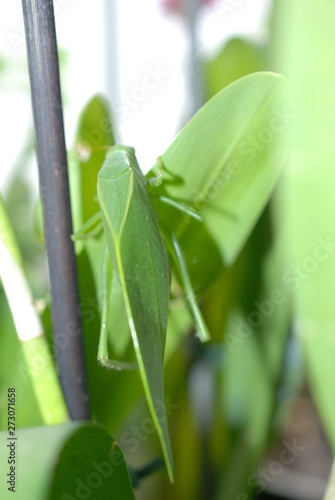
[20,0,90,419]
[0,194,69,424]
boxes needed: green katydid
[72,145,210,482]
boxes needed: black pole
[21,0,90,419]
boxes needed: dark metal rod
[21,0,90,419]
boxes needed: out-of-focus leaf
[4,132,46,296]
[0,291,43,430]
[258,204,292,382]
[201,206,272,343]
[205,38,265,98]
[219,313,273,497]
[0,422,134,499]
[72,94,115,228]
[32,198,44,246]
[271,0,335,453]
[165,295,193,360]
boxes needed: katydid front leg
[148,156,202,221]
[71,212,102,240]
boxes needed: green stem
[0,193,69,424]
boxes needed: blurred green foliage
[0,8,308,499]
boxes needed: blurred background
[0,0,270,191]
[1,1,334,499]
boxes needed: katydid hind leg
[161,225,210,342]
[98,245,137,371]
[158,195,202,221]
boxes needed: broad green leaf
[149,72,290,294]
[0,422,134,499]
[270,0,335,455]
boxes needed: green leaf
[0,292,43,430]
[0,194,68,425]
[72,94,115,226]
[220,313,273,493]
[149,72,290,294]
[0,422,134,500]
[70,95,116,314]
[270,0,335,455]
[205,38,266,98]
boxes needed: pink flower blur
[160,0,214,13]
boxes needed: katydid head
[99,145,136,179]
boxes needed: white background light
[0,0,270,191]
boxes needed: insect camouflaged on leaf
[72,145,211,482]
[97,145,174,482]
